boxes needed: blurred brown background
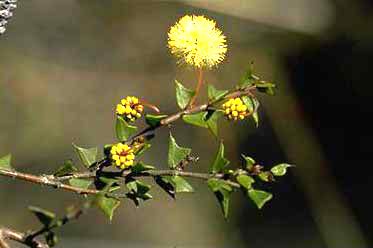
[1,1,372,247]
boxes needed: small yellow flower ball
[110,143,136,170]
[222,97,248,121]
[115,96,144,122]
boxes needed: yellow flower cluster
[222,98,248,121]
[116,96,144,122]
[168,15,227,68]
[110,143,135,169]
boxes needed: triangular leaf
[239,63,256,88]
[242,96,260,127]
[54,160,78,177]
[131,162,155,173]
[207,84,228,102]
[115,116,138,142]
[154,176,175,198]
[168,133,191,169]
[258,171,274,182]
[248,189,273,209]
[255,81,276,96]
[182,112,208,128]
[209,142,230,173]
[28,206,56,227]
[241,154,255,171]
[72,144,97,168]
[0,154,12,170]
[236,174,254,189]
[175,80,195,109]
[206,110,223,137]
[271,163,293,176]
[207,179,233,218]
[126,179,152,206]
[95,195,120,221]
[145,114,168,128]
[69,178,92,189]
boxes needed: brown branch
[0,227,48,248]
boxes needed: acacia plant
[0,14,293,247]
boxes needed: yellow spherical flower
[110,143,135,169]
[222,97,248,121]
[168,15,227,68]
[116,96,144,122]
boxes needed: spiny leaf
[54,160,77,177]
[271,163,293,176]
[168,133,191,169]
[209,142,230,173]
[236,174,254,189]
[115,116,138,142]
[28,206,56,227]
[207,179,233,219]
[145,114,168,128]
[175,80,195,109]
[69,178,92,189]
[72,144,97,168]
[0,154,12,170]
[207,84,228,102]
[248,189,273,209]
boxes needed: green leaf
[175,80,195,109]
[236,175,254,189]
[248,189,273,209]
[28,206,56,227]
[206,110,223,137]
[115,116,138,142]
[96,195,120,221]
[126,180,152,206]
[69,178,92,189]
[72,144,97,168]
[45,231,58,247]
[168,133,191,169]
[182,112,208,128]
[258,171,274,182]
[0,154,12,170]
[154,176,175,198]
[209,142,230,173]
[207,179,233,218]
[145,114,168,128]
[134,143,152,157]
[242,96,259,127]
[131,162,155,173]
[241,155,255,170]
[271,163,293,176]
[239,63,256,88]
[255,81,276,95]
[171,176,194,193]
[54,160,78,177]
[207,84,228,102]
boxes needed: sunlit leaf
[69,178,92,189]
[248,189,272,209]
[54,160,77,177]
[96,195,120,221]
[271,163,293,176]
[115,116,137,142]
[207,84,228,102]
[209,142,230,173]
[207,179,233,218]
[236,174,254,189]
[175,80,195,109]
[0,154,12,170]
[72,144,97,168]
[182,112,208,128]
[168,133,191,169]
[241,154,255,170]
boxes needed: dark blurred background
[1,1,372,247]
